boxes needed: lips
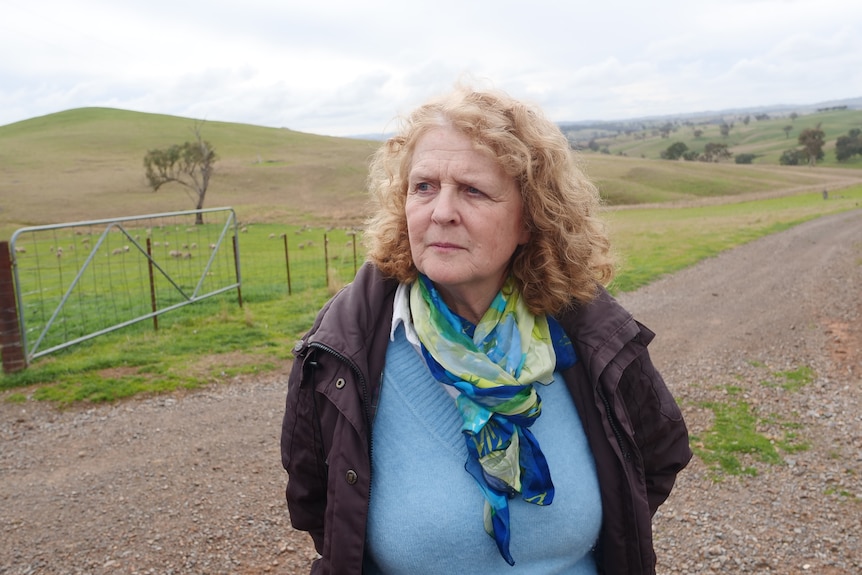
[429,241,463,251]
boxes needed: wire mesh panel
[10,208,240,362]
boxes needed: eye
[411,181,438,195]
[465,185,484,196]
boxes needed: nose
[431,186,460,225]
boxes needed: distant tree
[797,125,825,166]
[720,123,731,137]
[693,129,704,138]
[779,149,805,166]
[682,150,700,161]
[700,142,732,162]
[789,112,798,121]
[742,115,751,126]
[783,125,793,139]
[735,153,756,164]
[144,126,217,224]
[661,141,689,160]
[587,139,600,152]
[659,122,673,138]
[755,113,770,121]
[835,128,862,162]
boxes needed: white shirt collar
[391,282,421,348]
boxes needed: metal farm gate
[1,208,241,371]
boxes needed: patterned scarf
[410,274,577,565]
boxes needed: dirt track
[2,209,861,574]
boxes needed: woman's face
[405,125,530,322]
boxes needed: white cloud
[1,0,860,135]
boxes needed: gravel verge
[2,209,861,574]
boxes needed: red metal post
[0,241,27,372]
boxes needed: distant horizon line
[3,94,861,140]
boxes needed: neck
[432,281,505,325]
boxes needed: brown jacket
[281,263,692,574]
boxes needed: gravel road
[2,209,861,575]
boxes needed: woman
[281,86,691,574]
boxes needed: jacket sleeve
[281,346,327,553]
[619,324,692,514]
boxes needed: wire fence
[236,222,363,301]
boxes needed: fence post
[324,233,330,288]
[349,231,358,277]
[232,235,243,307]
[282,234,292,295]
[0,242,27,373]
[146,238,159,332]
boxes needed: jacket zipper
[596,384,632,462]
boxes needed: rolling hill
[1,106,861,239]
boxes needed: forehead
[408,126,504,178]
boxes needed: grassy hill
[2,107,862,240]
[0,108,379,238]
[567,108,862,167]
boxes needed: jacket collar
[555,287,645,384]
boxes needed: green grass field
[1,107,862,404]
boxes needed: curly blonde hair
[364,86,614,314]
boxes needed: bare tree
[144,124,217,224]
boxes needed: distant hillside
[1,106,861,238]
[562,104,862,168]
[559,96,862,138]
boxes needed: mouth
[429,241,463,250]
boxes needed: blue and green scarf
[410,274,577,565]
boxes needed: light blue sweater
[363,326,602,574]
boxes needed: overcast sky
[2,0,860,137]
